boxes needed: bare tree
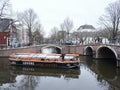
[59,23,66,43]
[99,0,120,41]
[62,17,73,41]
[33,25,44,44]
[17,9,40,45]
[0,0,11,18]
[50,27,59,44]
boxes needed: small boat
[8,53,80,69]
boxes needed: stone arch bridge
[0,44,120,67]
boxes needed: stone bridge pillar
[117,60,120,68]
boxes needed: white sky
[11,0,115,35]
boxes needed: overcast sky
[11,0,115,34]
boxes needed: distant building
[77,24,96,32]
[77,24,98,44]
[58,31,67,42]
[57,31,73,45]
[0,18,19,48]
[16,25,29,46]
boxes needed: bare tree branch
[0,0,10,18]
[99,0,120,40]
[17,9,41,44]
[61,17,73,41]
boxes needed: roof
[0,18,13,32]
[77,24,95,30]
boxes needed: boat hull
[9,60,80,69]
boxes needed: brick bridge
[0,44,120,67]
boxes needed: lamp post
[75,33,77,45]
[74,32,78,45]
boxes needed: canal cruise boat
[8,53,80,69]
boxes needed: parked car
[61,41,73,45]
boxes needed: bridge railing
[1,40,120,50]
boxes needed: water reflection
[10,66,80,79]
[0,57,120,90]
[0,58,80,90]
[80,56,120,90]
[0,58,16,85]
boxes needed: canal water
[0,56,120,90]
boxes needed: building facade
[0,18,19,48]
[76,24,98,44]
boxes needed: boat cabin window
[64,56,74,59]
[46,56,60,59]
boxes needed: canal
[0,56,120,90]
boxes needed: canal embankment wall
[0,46,38,57]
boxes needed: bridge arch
[96,45,118,59]
[84,46,94,56]
[41,45,62,54]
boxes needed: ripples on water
[0,56,120,90]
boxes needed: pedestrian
[61,53,65,61]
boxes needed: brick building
[0,18,18,49]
